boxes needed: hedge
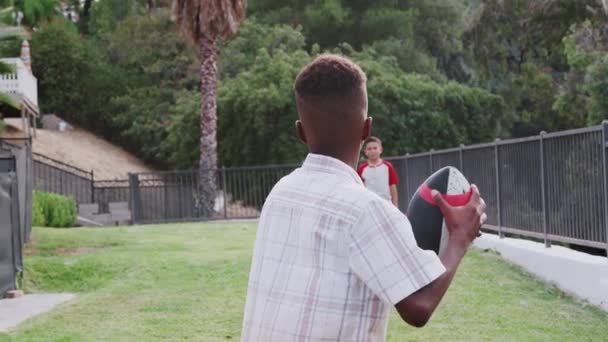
[32,191,77,228]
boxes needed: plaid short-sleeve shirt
[241,154,446,342]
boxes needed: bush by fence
[33,191,77,228]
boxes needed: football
[406,166,472,255]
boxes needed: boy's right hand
[431,184,487,248]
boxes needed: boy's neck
[368,158,382,166]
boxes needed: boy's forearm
[394,240,468,327]
[390,185,398,206]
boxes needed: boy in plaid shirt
[241,54,487,341]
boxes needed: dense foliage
[5,0,607,167]
[32,191,77,228]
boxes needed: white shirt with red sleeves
[357,160,399,202]
[241,153,445,342]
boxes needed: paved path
[0,294,75,332]
[474,233,608,311]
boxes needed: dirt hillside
[2,119,155,180]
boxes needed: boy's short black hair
[294,54,367,101]
[364,136,382,148]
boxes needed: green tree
[30,17,127,138]
[586,55,608,124]
[14,0,58,27]
[104,9,197,166]
[31,19,89,118]
[554,19,608,126]
[88,0,145,37]
[166,22,311,168]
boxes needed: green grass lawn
[2,222,607,341]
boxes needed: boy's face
[364,142,382,161]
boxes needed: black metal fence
[386,124,607,253]
[17,122,608,254]
[33,153,94,204]
[126,123,608,255]
[128,165,298,224]
[93,180,130,213]
[31,154,132,213]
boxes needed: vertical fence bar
[459,144,464,172]
[495,138,503,238]
[59,168,64,195]
[90,170,95,203]
[163,174,169,222]
[429,149,434,171]
[128,173,141,224]
[602,121,608,258]
[404,153,410,208]
[222,167,228,220]
[540,131,550,248]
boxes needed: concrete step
[78,203,99,216]
[108,202,129,211]
[90,213,111,223]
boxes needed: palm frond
[0,61,14,74]
[0,24,28,40]
[173,0,247,43]
[0,5,16,25]
[0,92,20,110]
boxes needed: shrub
[32,195,46,227]
[33,191,77,228]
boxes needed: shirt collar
[301,153,364,186]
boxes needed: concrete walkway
[0,294,75,332]
[473,233,608,311]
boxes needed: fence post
[90,170,95,203]
[602,121,608,259]
[495,138,503,238]
[540,131,551,248]
[128,173,141,224]
[221,167,228,220]
[459,144,464,172]
[429,149,434,172]
[404,153,410,204]
[59,168,64,195]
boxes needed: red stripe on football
[418,183,473,207]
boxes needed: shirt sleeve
[357,163,367,181]
[348,197,446,305]
[386,161,399,185]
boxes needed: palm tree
[172,0,247,217]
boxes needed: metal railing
[93,179,130,213]
[386,123,607,254]
[12,122,607,254]
[128,165,298,224]
[32,153,95,204]
[30,153,132,213]
[126,123,608,255]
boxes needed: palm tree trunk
[198,35,219,218]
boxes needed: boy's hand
[431,184,487,248]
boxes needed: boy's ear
[295,120,307,144]
[362,117,372,141]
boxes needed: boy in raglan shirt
[357,136,399,207]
